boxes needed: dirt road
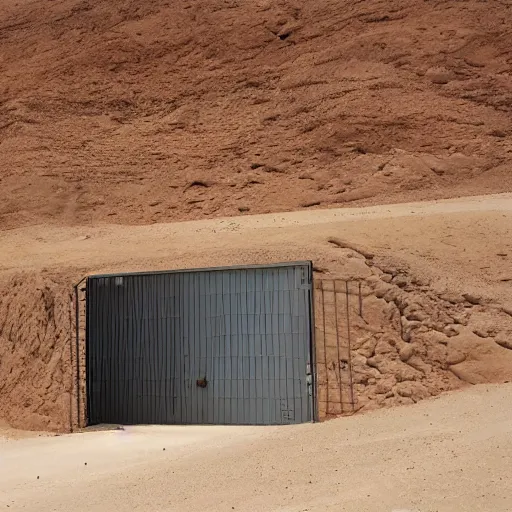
[2,383,511,511]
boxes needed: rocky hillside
[1,0,511,228]
[314,247,512,418]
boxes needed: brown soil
[0,274,73,432]
[1,0,512,229]
[1,196,511,431]
[314,254,512,417]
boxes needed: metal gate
[314,280,356,418]
[86,262,314,426]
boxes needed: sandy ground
[1,383,511,512]
[0,422,50,441]
[1,193,511,302]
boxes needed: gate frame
[77,261,318,427]
[72,276,87,430]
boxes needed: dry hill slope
[1,0,512,229]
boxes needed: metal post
[345,281,355,409]
[72,275,87,429]
[321,280,328,417]
[68,293,74,433]
[333,281,343,413]
[358,281,363,318]
[74,285,81,428]
[308,269,317,423]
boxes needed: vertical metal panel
[86,262,313,425]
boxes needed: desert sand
[1,193,511,301]
[2,383,512,511]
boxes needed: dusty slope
[1,0,512,229]
[2,384,512,511]
[2,194,511,301]
[1,195,511,431]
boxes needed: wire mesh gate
[314,279,357,418]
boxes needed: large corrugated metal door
[86,263,314,425]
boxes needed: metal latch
[306,363,312,395]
